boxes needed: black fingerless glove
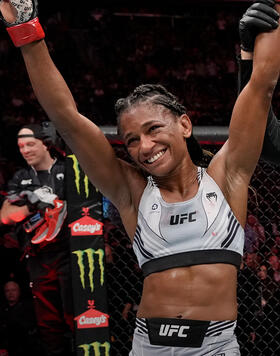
[239,0,279,52]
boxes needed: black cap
[17,123,45,141]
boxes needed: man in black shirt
[0,123,74,356]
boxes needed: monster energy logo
[73,248,104,292]
[78,341,110,356]
[68,154,89,198]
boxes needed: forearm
[228,19,280,176]
[238,51,280,163]
[20,40,78,136]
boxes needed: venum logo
[75,300,109,329]
[78,341,110,356]
[159,324,190,338]
[72,248,104,292]
[170,212,196,225]
[206,192,217,203]
[56,173,64,181]
[69,208,103,236]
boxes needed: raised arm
[227,6,280,175]
[208,1,280,224]
[237,0,280,164]
[0,0,138,211]
[239,57,280,164]
[19,41,135,206]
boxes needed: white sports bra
[133,167,244,277]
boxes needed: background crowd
[0,1,279,355]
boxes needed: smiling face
[17,128,50,169]
[119,103,192,177]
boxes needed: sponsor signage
[75,300,109,329]
[68,154,90,197]
[69,208,104,236]
[72,248,105,292]
[66,153,110,354]
[78,341,110,356]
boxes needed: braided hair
[115,84,211,166]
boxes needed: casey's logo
[75,300,109,329]
[69,208,103,236]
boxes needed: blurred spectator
[105,242,114,264]
[244,214,266,254]
[255,264,280,353]
[268,254,280,283]
[271,235,280,256]
[237,257,261,355]
[257,264,276,311]
[121,263,143,340]
[0,280,43,356]
[243,252,260,272]
[0,2,243,155]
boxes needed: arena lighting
[100,126,229,145]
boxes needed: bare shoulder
[206,143,228,193]
[114,159,147,239]
[117,158,147,209]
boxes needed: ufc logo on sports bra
[159,324,190,338]
[170,211,196,225]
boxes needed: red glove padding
[6,16,44,47]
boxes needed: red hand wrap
[6,17,45,47]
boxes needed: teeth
[147,150,165,164]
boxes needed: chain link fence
[103,142,280,356]
[236,158,280,356]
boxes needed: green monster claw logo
[73,248,104,292]
[68,154,89,198]
[78,341,110,356]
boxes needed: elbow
[249,75,278,102]
[50,105,79,137]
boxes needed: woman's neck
[153,162,199,202]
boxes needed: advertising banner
[66,154,110,355]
